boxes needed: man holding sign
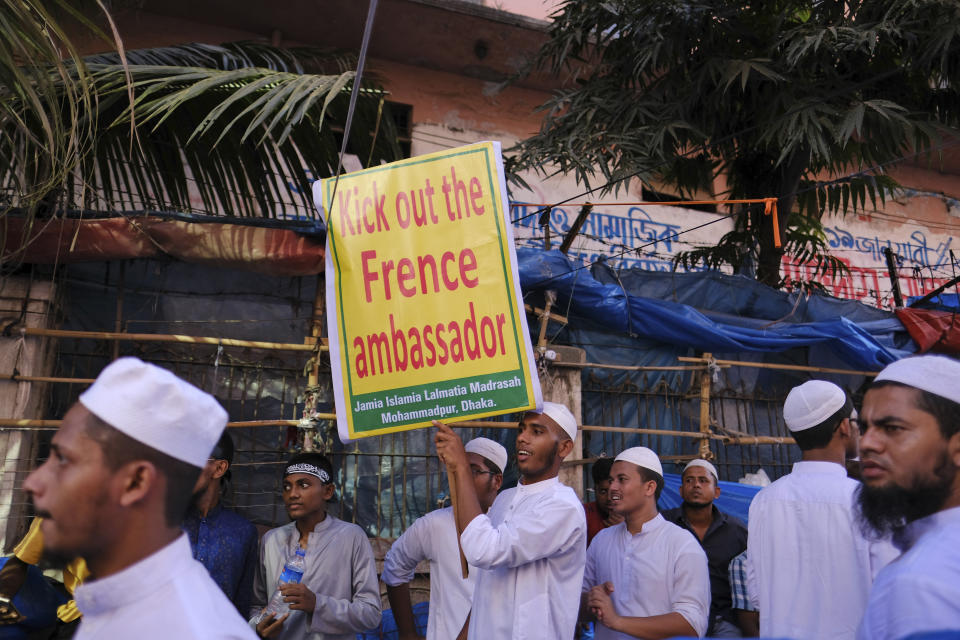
[434,402,587,639]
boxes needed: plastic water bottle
[259,548,306,621]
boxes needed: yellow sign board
[316,142,541,440]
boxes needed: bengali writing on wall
[510,201,956,309]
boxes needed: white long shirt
[74,533,256,640]
[746,461,898,640]
[381,507,475,640]
[250,517,381,640]
[857,505,960,640]
[460,476,586,640]
[584,514,711,639]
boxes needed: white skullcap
[683,458,718,482]
[530,401,578,440]
[79,357,228,468]
[874,355,960,404]
[465,437,508,474]
[615,446,663,477]
[783,380,847,432]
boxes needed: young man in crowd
[663,458,746,637]
[382,437,506,640]
[185,430,258,613]
[855,355,960,639]
[747,380,897,640]
[433,401,587,639]
[252,452,380,640]
[584,457,623,546]
[582,446,710,639]
[22,357,256,639]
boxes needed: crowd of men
[0,353,958,639]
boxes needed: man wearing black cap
[185,430,258,613]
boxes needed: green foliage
[515,0,960,288]
[0,6,402,244]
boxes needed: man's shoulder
[661,518,706,551]
[661,506,683,524]
[216,508,257,534]
[261,521,296,545]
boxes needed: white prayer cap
[529,401,578,440]
[465,437,508,474]
[79,357,227,468]
[783,380,847,432]
[615,446,663,477]
[683,458,718,482]
[874,355,960,404]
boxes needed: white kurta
[250,516,381,640]
[459,476,586,640]
[746,461,898,640]
[381,507,476,640]
[583,515,710,639]
[857,505,960,640]
[73,534,256,640]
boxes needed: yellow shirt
[12,518,88,623]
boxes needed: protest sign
[315,142,541,441]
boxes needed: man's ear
[211,459,229,480]
[948,431,960,467]
[116,460,159,508]
[713,484,721,499]
[322,482,336,502]
[492,473,503,492]
[557,436,575,460]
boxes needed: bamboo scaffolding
[677,356,878,377]
[19,327,324,353]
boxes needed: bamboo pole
[303,278,326,453]
[523,303,568,325]
[20,327,324,352]
[677,356,878,377]
[0,417,789,444]
[698,353,713,459]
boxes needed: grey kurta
[250,516,381,640]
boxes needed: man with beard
[582,447,710,639]
[382,437,506,640]
[663,459,746,637]
[746,380,897,640]
[856,355,960,639]
[22,357,256,640]
[433,402,587,640]
[184,430,258,612]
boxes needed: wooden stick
[677,356,878,377]
[20,327,324,352]
[446,464,469,579]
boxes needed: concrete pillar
[538,345,585,499]
[0,275,58,551]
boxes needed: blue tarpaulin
[517,249,907,370]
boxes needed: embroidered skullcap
[79,357,227,468]
[530,401,578,440]
[615,446,663,477]
[873,355,960,404]
[783,380,847,433]
[683,458,718,482]
[465,437,508,474]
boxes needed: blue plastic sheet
[517,249,908,370]
[0,557,67,639]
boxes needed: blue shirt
[857,505,960,640]
[183,502,258,614]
